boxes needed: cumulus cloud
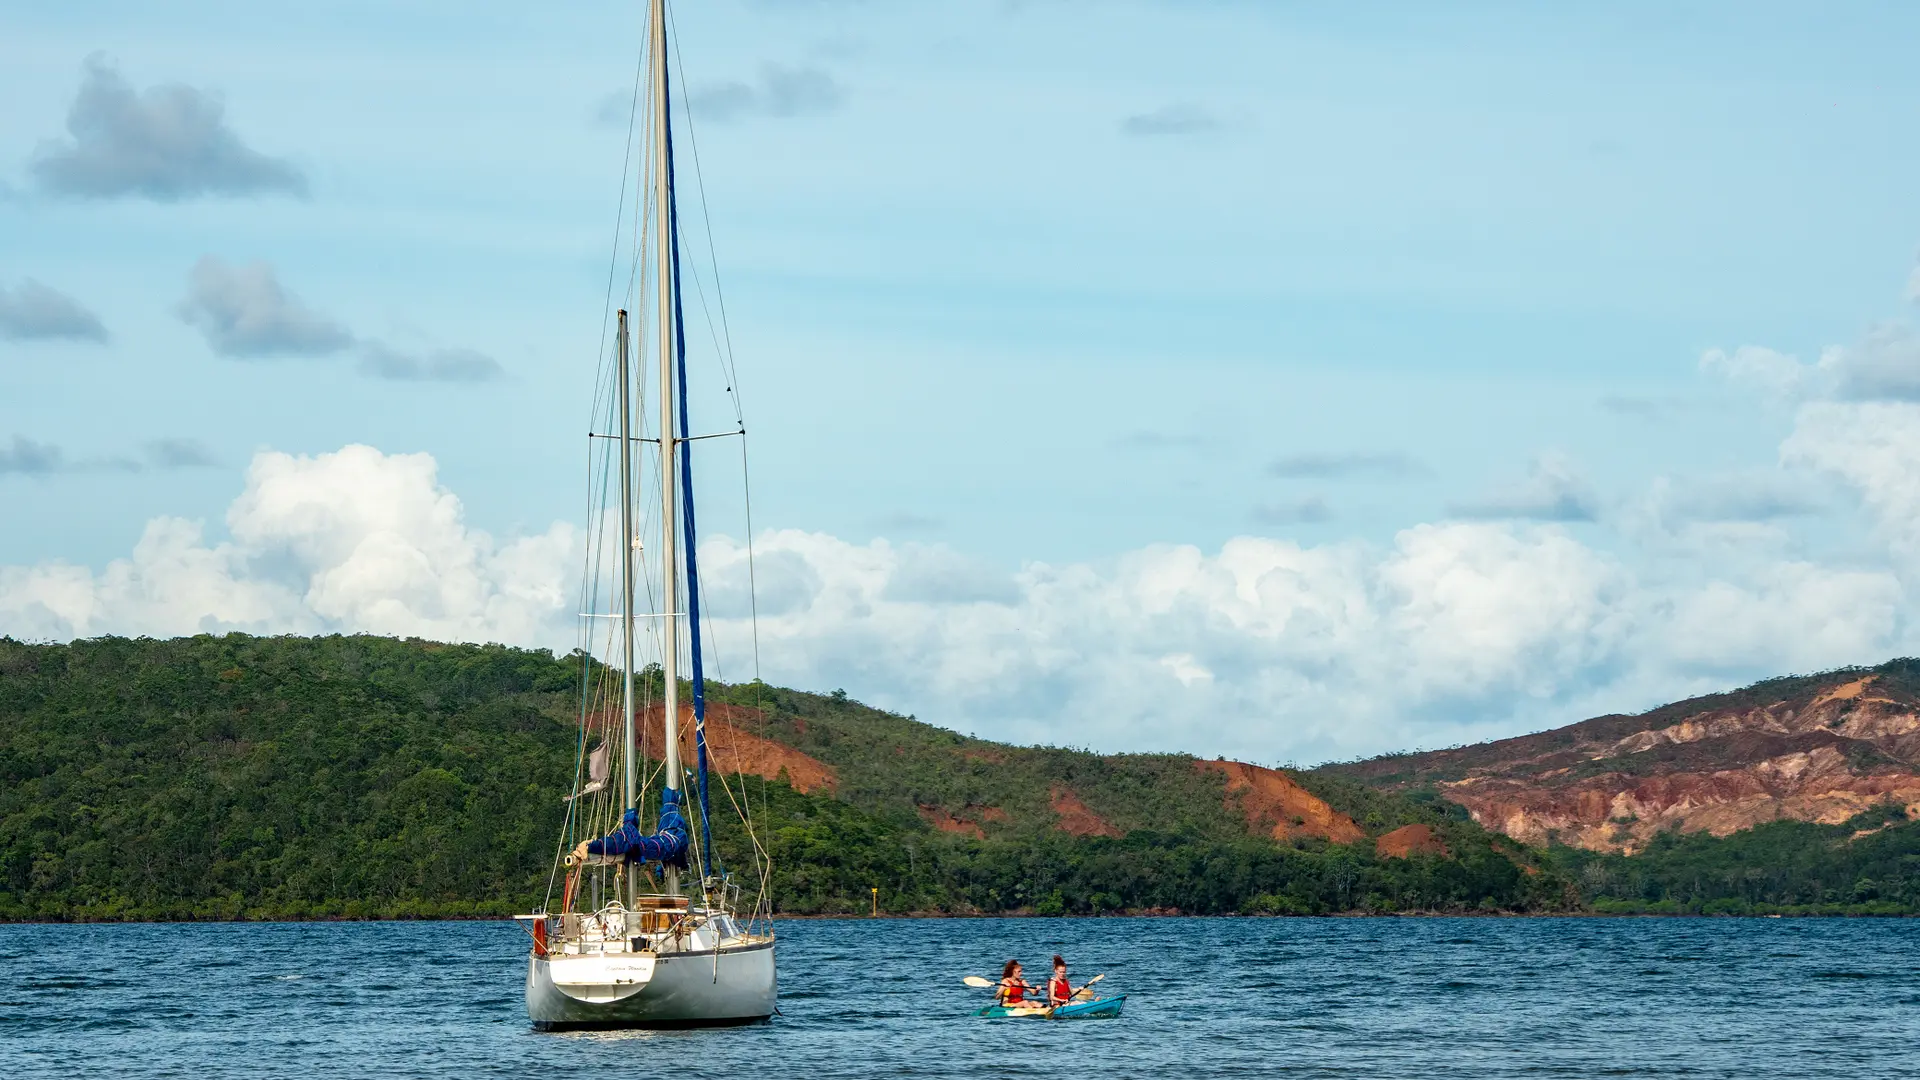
[1701,325,1920,403]
[689,518,1901,761]
[1267,452,1424,480]
[29,56,306,201]
[688,65,844,122]
[176,257,352,358]
[0,279,108,342]
[0,445,573,643]
[1121,103,1222,136]
[1448,454,1600,523]
[1700,344,1818,399]
[1828,324,1920,402]
[1785,400,1920,567]
[879,545,1019,605]
[4,436,1918,762]
[359,343,504,383]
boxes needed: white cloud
[691,517,1896,762]
[1827,323,1920,401]
[1700,344,1816,399]
[0,445,573,645]
[4,426,1919,763]
[1784,400,1920,567]
[1702,324,1920,403]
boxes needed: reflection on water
[2,916,1918,1078]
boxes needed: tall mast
[617,309,637,817]
[650,0,683,896]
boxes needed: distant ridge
[1319,660,1920,853]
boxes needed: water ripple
[2,918,1917,1078]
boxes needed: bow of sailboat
[524,0,777,1031]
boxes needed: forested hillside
[0,634,1567,920]
[12,634,1908,921]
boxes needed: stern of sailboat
[522,898,775,1029]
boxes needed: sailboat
[518,0,777,1030]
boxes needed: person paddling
[996,959,1039,1008]
[1047,955,1076,1007]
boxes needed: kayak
[1052,995,1125,1019]
[972,995,1126,1020]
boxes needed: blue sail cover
[585,789,690,869]
[660,34,718,875]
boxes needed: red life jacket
[1002,980,1026,1003]
[1050,976,1072,1002]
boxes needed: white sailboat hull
[526,941,776,1029]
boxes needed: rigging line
[667,9,746,427]
[593,27,646,409]
[670,3,764,909]
[684,562,769,884]
[587,430,737,443]
[737,430,770,902]
[557,374,619,898]
[678,246,738,427]
[623,49,658,334]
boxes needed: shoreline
[3,909,1914,926]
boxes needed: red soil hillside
[1198,760,1365,844]
[602,703,840,796]
[1375,823,1448,859]
[1320,663,1920,853]
[1049,785,1122,838]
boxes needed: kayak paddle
[963,973,1105,993]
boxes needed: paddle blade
[1083,974,1105,986]
[963,975,995,988]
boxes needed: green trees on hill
[0,634,578,920]
[0,632,1558,920]
[1550,804,1920,915]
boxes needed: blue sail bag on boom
[585,788,690,869]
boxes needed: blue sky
[6,1,1920,761]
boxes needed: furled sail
[562,741,612,803]
[660,70,717,874]
[584,789,690,869]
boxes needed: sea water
[3,916,1916,1078]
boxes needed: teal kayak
[972,995,1126,1020]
